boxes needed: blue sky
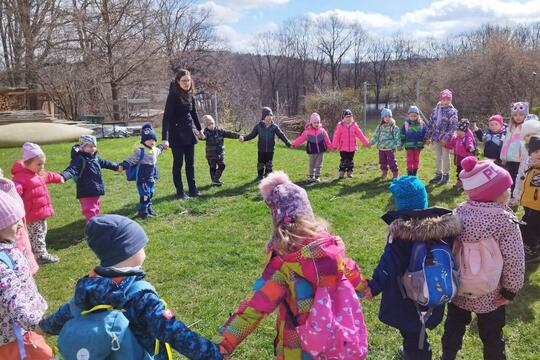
[198,0,540,52]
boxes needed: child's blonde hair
[202,114,215,126]
[270,216,329,254]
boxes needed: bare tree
[367,38,392,109]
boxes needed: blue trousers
[137,181,155,211]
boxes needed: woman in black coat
[162,69,204,199]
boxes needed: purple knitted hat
[259,171,313,224]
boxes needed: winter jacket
[39,268,222,360]
[10,160,63,223]
[292,126,333,154]
[500,124,524,163]
[474,127,506,160]
[513,156,538,200]
[202,127,241,160]
[368,207,462,333]
[426,103,458,143]
[332,121,369,152]
[400,118,427,149]
[370,120,402,150]
[243,121,291,152]
[452,201,524,314]
[219,232,368,359]
[60,148,119,199]
[448,131,476,159]
[120,144,164,182]
[0,242,47,345]
[162,81,201,147]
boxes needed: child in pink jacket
[332,109,369,178]
[11,143,63,264]
[441,157,524,360]
[448,119,476,189]
[292,112,333,182]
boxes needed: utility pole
[214,92,219,125]
[416,80,420,105]
[363,81,368,129]
[276,90,280,123]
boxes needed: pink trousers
[79,196,101,222]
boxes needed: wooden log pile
[0,110,56,125]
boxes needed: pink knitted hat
[459,157,512,202]
[0,179,25,230]
[488,114,504,128]
[439,89,453,101]
[306,112,321,129]
[22,142,44,162]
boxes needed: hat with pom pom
[459,157,512,202]
[389,176,428,211]
[259,171,313,224]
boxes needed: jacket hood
[11,160,30,176]
[73,272,145,310]
[383,207,462,242]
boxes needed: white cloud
[198,1,242,24]
[224,0,289,10]
[307,9,395,30]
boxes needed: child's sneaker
[347,171,354,178]
[147,207,158,217]
[429,173,442,183]
[338,171,345,178]
[314,177,321,183]
[37,253,59,264]
[212,179,223,186]
[438,174,449,185]
[138,209,148,219]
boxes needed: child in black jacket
[202,115,242,186]
[473,114,506,164]
[242,107,291,180]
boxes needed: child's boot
[37,253,59,264]
[413,169,418,176]
[314,176,321,183]
[381,171,388,179]
[347,170,354,178]
[439,173,450,185]
[338,171,345,178]
[256,163,264,180]
[147,206,158,217]
[138,209,148,220]
[429,172,442,183]
[407,169,414,176]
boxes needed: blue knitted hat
[389,176,428,211]
[86,214,148,267]
[141,123,157,143]
[262,107,273,120]
[408,106,419,114]
[381,108,393,118]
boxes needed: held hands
[117,165,124,173]
[162,140,169,150]
[238,135,244,143]
[197,131,205,140]
[493,294,510,307]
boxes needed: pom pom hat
[459,157,513,202]
[389,176,428,211]
[259,171,313,224]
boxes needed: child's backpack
[453,235,504,299]
[57,279,172,360]
[289,270,368,359]
[126,148,145,181]
[400,240,458,349]
[520,165,540,211]
[70,144,87,183]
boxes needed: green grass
[0,122,538,359]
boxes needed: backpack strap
[416,305,433,350]
[134,147,145,182]
[0,252,14,269]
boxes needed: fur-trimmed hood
[383,207,462,243]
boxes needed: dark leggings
[257,151,274,177]
[172,145,197,195]
[339,151,355,172]
[505,161,520,195]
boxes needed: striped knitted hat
[459,157,512,202]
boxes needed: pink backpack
[296,270,368,359]
[453,235,503,298]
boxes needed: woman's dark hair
[174,69,194,93]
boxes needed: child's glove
[238,135,244,142]
[117,165,124,173]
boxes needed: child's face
[409,113,419,121]
[0,220,21,242]
[311,119,320,129]
[263,115,273,125]
[81,144,97,154]
[531,149,540,162]
[382,116,391,123]
[206,120,215,130]
[25,156,45,175]
[343,115,353,124]
[488,121,502,133]
[513,113,525,124]
[144,139,156,147]
[440,99,451,106]
[494,189,510,205]
[456,130,465,138]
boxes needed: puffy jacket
[332,121,369,152]
[368,207,461,333]
[243,121,291,152]
[120,144,164,182]
[474,127,506,160]
[452,201,524,313]
[202,127,241,160]
[60,148,118,199]
[426,103,458,142]
[162,82,201,147]
[370,120,401,150]
[292,126,333,154]
[219,232,368,359]
[401,119,427,149]
[39,268,222,360]
[11,160,63,223]
[0,243,47,345]
[500,124,524,163]
[448,130,476,159]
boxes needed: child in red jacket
[332,109,369,178]
[11,143,63,264]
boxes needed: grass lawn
[0,121,538,359]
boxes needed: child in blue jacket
[38,214,223,360]
[366,177,462,360]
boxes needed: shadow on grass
[507,262,540,324]
[426,183,463,206]
[47,218,87,250]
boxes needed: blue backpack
[400,241,459,349]
[57,278,172,360]
[126,148,145,181]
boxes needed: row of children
[0,159,525,360]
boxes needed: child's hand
[472,122,479,131]
[34,325,47,336]
[239,135,244,142]
[362,286,373,300]
[493,294,510,307]
[117,165,123,173]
